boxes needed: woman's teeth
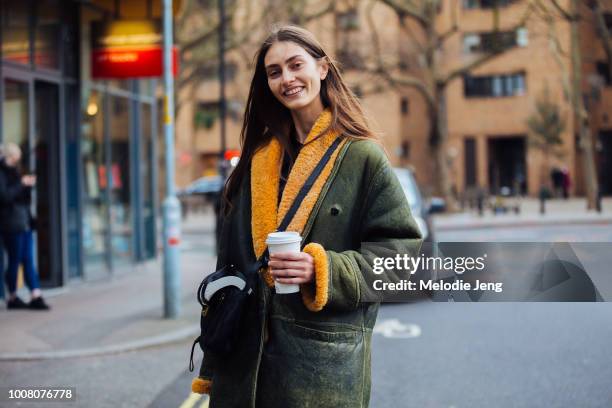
[284,87,303,96]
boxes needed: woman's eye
[293,62,302,69]
[268,71,280,78]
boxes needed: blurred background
[0,0,611,407]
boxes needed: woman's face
[5,152,21,167]
[264,41,328,113]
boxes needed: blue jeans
[2,231,40,295]
[0,237,4,299]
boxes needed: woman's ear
[319,59,329,81]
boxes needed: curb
[434,216,612,232]
[0,325,199,361]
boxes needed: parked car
[393,168,446,300]
[178,175,224,198]
[177,175,225,218]
[393,167,444,243]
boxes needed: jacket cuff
[301,243,329,312]
[191,377,212,394]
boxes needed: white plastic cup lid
[265,231,302,245]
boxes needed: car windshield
[393,168,422,212]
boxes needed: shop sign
[91,19,178,79]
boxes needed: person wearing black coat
[0,143,49,310]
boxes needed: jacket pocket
[291,320,361,343]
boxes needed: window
[463,28,528,53]
[34,0,61,69]
[336,8,363,70]
[401,97,409,115]
[1,2,30,65]
[597,61,612,86]
[463,0,519,9]
[464,72,526,98]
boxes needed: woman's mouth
[283,86,304,98]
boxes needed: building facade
[0,0,175,289]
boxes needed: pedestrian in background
[0,142,50,310]
[0,145,4,300]
[191,25,422,407]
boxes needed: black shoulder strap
[253,137,343,269]
[277,136,342,232]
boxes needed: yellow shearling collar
[250,109,347,287]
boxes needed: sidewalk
[433,197,612,231]
[0,213,216,361]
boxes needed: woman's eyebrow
[265,55,304,69]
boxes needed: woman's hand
[21,175,36,187]
[268,252,314,284]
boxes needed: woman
[192,25,421,407]
[0,143,49,310]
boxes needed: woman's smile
[283,86,305,97]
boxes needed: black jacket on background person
[0,159,32,233]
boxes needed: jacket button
[330,205,341,216]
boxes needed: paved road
[371,302,612,408]
[436,222,612,242]
[3,221,610,408]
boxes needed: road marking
[374,318,422,339]
[178,392,203,408]
[199,396,210,408]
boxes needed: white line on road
[179,392,204,408]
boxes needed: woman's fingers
[270,268,305,278]
[269,251,315,283]
[275,277,307,284]
[268,260,307,270]
[269,252,303,261]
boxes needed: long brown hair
[223,25,377,211]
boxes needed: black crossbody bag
[189,138,342,368]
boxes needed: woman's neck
[290,98,325,143]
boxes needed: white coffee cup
[266,231,302,294]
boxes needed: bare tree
[533,0,600,210]
[364,0,535,210]
[176,0,335,111]
[526,85,567,189]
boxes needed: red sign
[92,46,178,78]
[91,20,178,79]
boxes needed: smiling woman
[190,25,422,408]
[264,42,328,142]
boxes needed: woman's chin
[282,97,314,112]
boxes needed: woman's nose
[281,70,295,84]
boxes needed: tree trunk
[433,84,458,211]
[570,0,599,210]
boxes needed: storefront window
[34,0,61,69]
[81,88,109,266]
[109,95,132,263]
[2,80,29,152]
[1,2,30,65]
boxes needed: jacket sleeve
[191,350,216,395]
[301,158,423,312]
[0,171,26,205]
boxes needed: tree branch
[379,0,428,27]
[550,0,574,20]
[593,0,612,80]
